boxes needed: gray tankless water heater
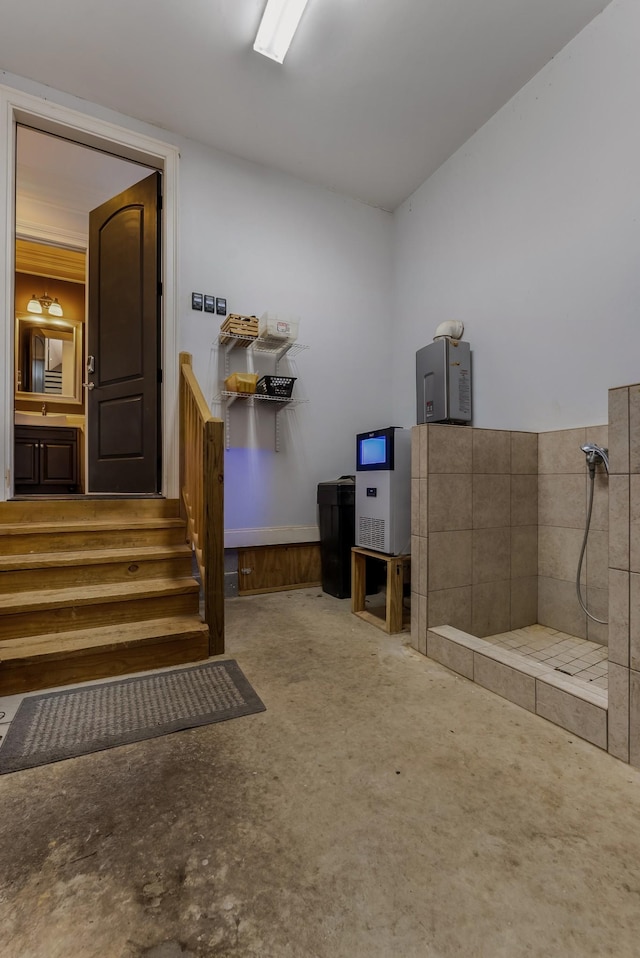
[416,338,472,425]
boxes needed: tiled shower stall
[410,382,640,766]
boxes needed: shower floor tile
[483,625,608,693]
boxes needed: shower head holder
[580,442,609,475]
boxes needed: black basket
[256,375,296,398]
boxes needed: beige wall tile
[511,577,538,630]
[473,475,510,528]
[608,662,630,763]
[419,479,428,538]
[538,428,586,475]
[536,679,607,749]
[429,424,472,474]
[427,630,474,679]
[538,526,583,582]
[609,569,630,668]
[428,474,472,532]
[541,671,607,709]
[481,643,549,677]
[589,471,609,532]
[410,590,420,651]
[589,424,609,451]
[511,526,537,579]
[433,624,487,650]
[411,478,420,536]
[411,535,423,596]
[538,475,586,529]
[630,573,640,672]
[609,475,629,571]
[629,669,640,768]
[630,385,640,474]
[417,593,428,656]
[473,429,511,474]
[473,653,536,711]
[630,476,640,574]
[511,432,538,475]
[418,535,428,598]
[538,576,587,638]
[472,580,511,637]
[510,475,538,527]
[472,528,510,584]
[411,426,420,479]
[586,530,609,591]
[609,386,629,476]
[585,589,608,646]
[428,530,471,591]
[410,592,428,656]
[419,424,429,478]
[428,586,472,633]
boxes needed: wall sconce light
[27,293,64,317]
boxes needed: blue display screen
[360,436,387,466]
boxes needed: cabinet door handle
[83,381,95,390]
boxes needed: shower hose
[576,470,608,625]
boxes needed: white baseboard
[224,524,320,549]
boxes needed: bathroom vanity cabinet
[14,424,79,494]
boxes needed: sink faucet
[42,403,47,416]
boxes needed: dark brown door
[87,171,161,493]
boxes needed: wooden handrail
[179,352,224,655]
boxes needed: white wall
[9,0,637,543]
[1,71,393,543]
[178,140,393,542]
[392,0,640,433]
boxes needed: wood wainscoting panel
[238,542,321,596]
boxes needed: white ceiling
[16,127,155,246]
[1,0,612,211]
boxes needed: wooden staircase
[0,498,210,695]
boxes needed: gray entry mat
[0,659,265,774]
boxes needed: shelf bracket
[224,392,238,450]
[275,407,281,453]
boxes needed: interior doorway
[13,126,159,496]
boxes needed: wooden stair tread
[0,500,212,695]
[0,577,200,615]
[0,616,208,664]
[0,499,181,522]
[0,543,193,572]
[0,517,186,537]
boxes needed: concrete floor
[2,589,640,957]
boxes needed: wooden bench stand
[351,546,411,634]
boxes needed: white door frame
[0,84,180,500]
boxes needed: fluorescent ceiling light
[253,0,311,64]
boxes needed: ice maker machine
[416,338,471,425]
[355,426,411,556]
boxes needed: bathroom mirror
[15,315,83,404]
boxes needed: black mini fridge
[317,476,355,599]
